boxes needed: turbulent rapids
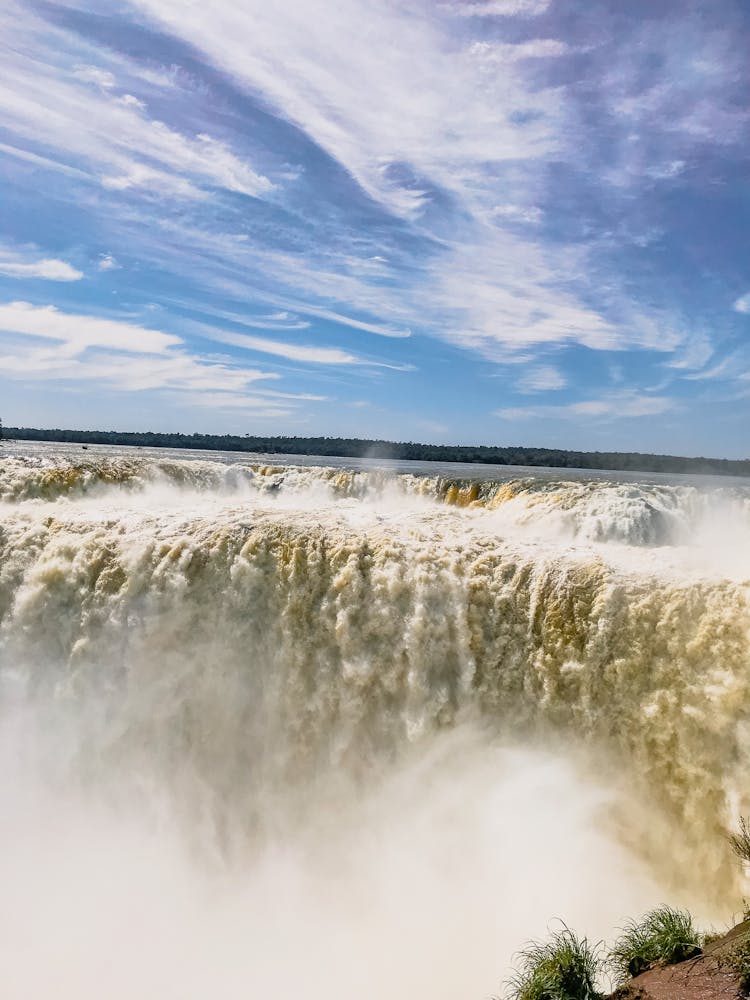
[2,443,750,999]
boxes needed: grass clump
[723,934,750,994]
[609,906,702,983]
[702,930,725,948]
[729,817,750,867]
[506,925,603,1000]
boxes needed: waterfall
[1,447,748,998]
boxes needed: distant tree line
[4,426,750,477]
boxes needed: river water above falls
[2,443,749,999]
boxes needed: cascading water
[1,443,749,999]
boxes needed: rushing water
[2,442,749,999]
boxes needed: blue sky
[1,0,749,457]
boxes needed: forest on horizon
[3,425,749,477]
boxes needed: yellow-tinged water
[1,445,749,999]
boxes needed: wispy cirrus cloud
[169,392,291,417]
[0,339,279,397]
[517,365,567,393]
[124,212,613,358]
[684,353,747,383]
[450,0,551,17]
[215,311,311,332]
[497,391,675,422]
[1,0,749,450]
[72,65,116,89]
[132,0,562,217]
[127,0,746,368]
[0,302,297,412]
[0,140,92,179]
[207,330,364,366]
[665,334,714,372]
[0,5,274,201]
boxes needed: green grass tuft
[505,925,603,1000]
[609,906,702,983]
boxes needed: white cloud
[568,400,616,417]
[578,394,674,417]
[684,356,737,382]
[0,338,278,394]
[132,211,625,361]
[0,254,83,281]
[490,203,543,225]
[134,0,562,217]
[302,307,411,339]
[645,160,686,180]
[517,365,566,392]
[496,392,675,421]
[734,293,750,315]
[127,2,686,360]
[85,354,275,393]
[256,389,329,401]
[0,140,92,180]
[0,301,356,420]
[449,0,551,17]
[97,126,272,198]
[118,94,146,110]
[599,18,750,195]
[0,14,275,202]
[97,254,120,272]
[469,38,568,63]
[420,227,620,354]
[203,326,413,368]
[0,301,180,354]
[4,0,732,385]
[249,312,309,329]
[665,334,714,371]
[496,406,535,421]
[209,330,362,365]
[100,164,204,199]
[157,300,312,332]
[73,65,116,89]
[172,392,291,416]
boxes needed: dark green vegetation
[4,427,750,477]
[609,907,702,984]
[506,926,603,1000]
[505,909,702,1000]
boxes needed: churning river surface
[2,441,749,999]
